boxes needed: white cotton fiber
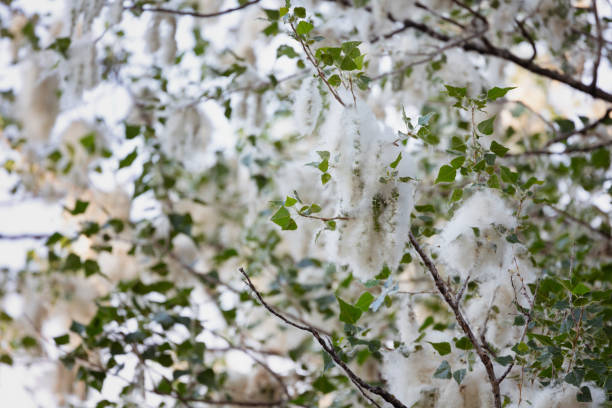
[160,107,211,170]
[322,99,415,280]
[17,60,60,145]
[437,190,516,282]
[293,77,323,136]
[527,383,606,408]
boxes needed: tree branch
[327,0,612,102]
[239,268,407,408]
[508,138,612,157]
[544,108,611,147]
[0,233,51,240]
[590,0,603,89]
[128,0,261,19]
[408,232,502,408]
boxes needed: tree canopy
[0,1,611,407]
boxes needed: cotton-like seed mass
[436,190,517,282]
[160,16,178,65]
[17,60,60,145]
[160,107,211,170]
[293,77,323,136]
[322,99,415,281]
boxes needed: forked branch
[239,268,407,408]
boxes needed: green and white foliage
[0,0,611,408]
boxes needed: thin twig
[290,22,346,107]
[239,267,407,408]
[0,233,51,240]
[297,213,351,222]
[507,138,612,156]
[544,108,611,147]
[514,18,536,62]
[547,205,611,240]
[127,0,261,19]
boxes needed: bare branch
[545,108,611,147]
[0,232,51,240]
[591,0,604,89]
[127,0,261,19]
[514,18,537,62]
[239,268,407,408]
[547,205,611,240]
[507,138,612,157]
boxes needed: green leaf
[263,22,279,36]
[285,196,297,207]
[490,141,509,157]
[125,124,140,139]
[264,8,280,20]
[312,375,336,393]
[450,156,465,169]
[477,116,496,135]
[328,74,341,87]
[271,207,298,230]
[169,213,193,235]
[500,166,519,183]
[48,37,71,57]
[54,334,70,346]
[453,368,466,384]
[318,159,329,172]
[445,85,467,99]
[418,316,434,332]
[355,292,375,312]
[521,176,543,190]
[400,253,412,263]
[487,86,515,101]
[450,136,467,153]
[317,151,330,160]
[277,45,299,59]
[433,360,452,379]
[418,112,435,126]
[79,132,96,154]
[591,147,610,169]
[454,337,472,350]
[435,165,456,183]
[69,200,89,215]
[340,56,357,71]
[337,296,362,324]
[296,21,314,36]
[506,233,520,243]
[84,259,100,277]
[390,153,402,169]
[321,173,331,184]
[294,6,306,18]
[375,264,391,279]
[0,354,13,365]
[487,174,500,189]
[571,283,590,296]
[213,248,238,264]
[118,149,137,169]
[577,386,592,402]
[495,355,513,366]
[428,341,451,356]
[196,368,215,387]
[450,188,463,202]
[512,342,529,355]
